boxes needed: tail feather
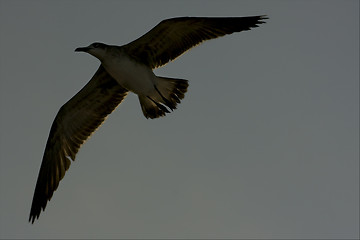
[138,77,188,119]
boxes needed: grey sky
[0,0,359,239]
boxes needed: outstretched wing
[29,65,128,223]
[123,16,267,68]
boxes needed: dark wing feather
[29,65,128,223]
[123,16,267,68]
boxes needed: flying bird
[29,16,267,223]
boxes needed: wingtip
[29,214,35,224]
[254,15,268,26]
[29,201,41,224]
[257,15,268,22]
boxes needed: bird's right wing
[29,65,128,223]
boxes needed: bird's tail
[138,76,189,119]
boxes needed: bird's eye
[93,43,100,48]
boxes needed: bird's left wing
[29,65,128,223]
[123,16,267,68]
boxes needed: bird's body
[29,16,267,223]
[101,47,156,95]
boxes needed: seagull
[29,16,267,223]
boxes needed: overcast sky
[0,0,359,239]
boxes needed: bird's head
[75,42,108,60]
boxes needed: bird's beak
[75,47,90,52]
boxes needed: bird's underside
[29,15,267,223]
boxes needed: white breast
[102,53,156,95]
